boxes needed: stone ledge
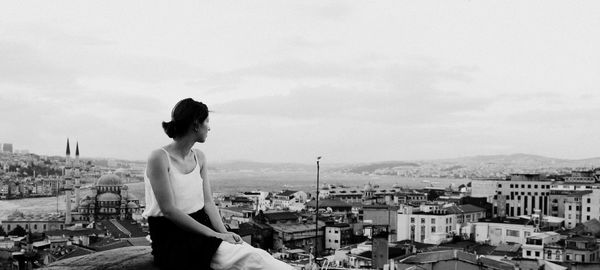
[42,246,159,270]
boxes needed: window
[569,205,572,211]
[526,250,531,256]
[498,184,502,188]
[34,224,37,230]
[421,218,425,223]
[431,218,435,224]
[510,184,514,188]
[506,230,520,237]
[588,207,591,212]
[588,198,591,203]
[528,185,531,189]
[411,218,415,223]
[432,227,436,233]
[535,251,540,257]
[334,240,338,243]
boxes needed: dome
[126,193,138,201]
[127,202,139,209]
[363,183,374,192]
[122,185,128,190]
[96,174,122,186]
[97,192,121,202]
[79,200,91,207]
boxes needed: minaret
[75,142,80,167]
[74,142,81,207]
[64,138,73,225]
[65,138,71,166]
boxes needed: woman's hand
[218,232,243,245]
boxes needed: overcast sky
[1,1,599,163]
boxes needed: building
[493,173,553,217]
[566,170,597,183]
[71,174,140,224]
[563,190,590,229]
[219,206,256,229]
[324,223,352,251]
[362,205,398,241]
[582,189,600,223]
[398,249,514,270]
[474,218,538,246]
[2,143,13,154]
[270,221,325,254]
[271,190,307,210]
[240,191,270,211]
[549,189,591,227]
[564,236,599,263]
[1,212,66,234]
[470,178,506,202]
[304,198,352,214]
[397,207,456,245]
[521,231,560,260]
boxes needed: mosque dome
[97,193,121,202]
[363,183,374,192]
[96,174,122,186]
[127,202,139,209]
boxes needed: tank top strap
[190,149,199,168]
[159,148,173,171]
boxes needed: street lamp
[314,156,322,262]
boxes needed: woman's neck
[170,137,195,159]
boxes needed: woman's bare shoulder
[148,148,169,166]
[192,149,206,164]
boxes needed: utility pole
[314,156,322,262]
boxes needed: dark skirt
[148,208,223,270]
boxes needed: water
[0,172,469,220]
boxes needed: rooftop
[401,250,514,270]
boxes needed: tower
[64,138,73,225]
[65,138,71,166]
[74,142,81,207]
[75,142,80,168]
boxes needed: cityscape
[2,1,600,270]
[1,141,600,270]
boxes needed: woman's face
[196,116,210,143]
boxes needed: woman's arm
[196,150,229,233]
[147,149,226,239]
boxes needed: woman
[142,98,294,270]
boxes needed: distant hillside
[436,153,600,168]
[338,161,420,175]
[330,154,600,177]
[209,160,314,172]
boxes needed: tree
[8,225,27,236]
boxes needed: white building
[272,190,308,210]
[398,206,456,245]
[474,218,537,245]
[582,189,600,223]
[522,232,561,260]
[397,204,486,245]
[240,190,270,211]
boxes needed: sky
[1,1,599,163]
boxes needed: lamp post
[314,156,322,262]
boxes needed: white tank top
[142,148,205,217]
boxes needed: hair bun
[162,121,177,138]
